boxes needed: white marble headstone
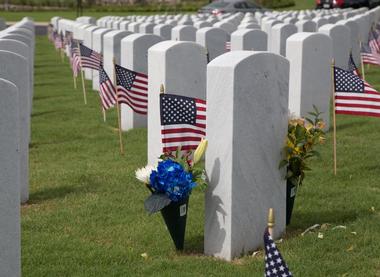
[230,29,267,51]
[196,27,229,61]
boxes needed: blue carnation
[149,160,196,202]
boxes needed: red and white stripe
[161,98,206,153]
[225,41,231,52]
[100,79,117,110]
[335,81,380,117]
[117,72,148,115]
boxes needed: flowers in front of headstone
[135,139,208,214]
[280,106,326,188]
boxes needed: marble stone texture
[338,20,361,67]
[230,29,267,51]
[103,30,132,88]
[83,25,100,80]
[0,50,29,204]
[270,23,297,56]
[205,51,289,261]
[319,24,351,70]
[92,28,112,91]
[196,27,229,61]
[139,22,156,34]
[153,24,173,40]
[147,41,207,165]
[287,32,333,129]
[296,20,317,32]
[171,25,197,41]
[120,34,163,131]
[0,78,20,277]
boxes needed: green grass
[24,37,380,276]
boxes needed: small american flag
[160,93,206,153]
[264,228,292,277]
[54,32,63,49]
[225,41,231,52]
[79,43,102,70]
[99,64,117,110]
[361,43,380,66]
[70,40,81,77]
[115,64,148,115]
[348,52,360,76]
[369,30,380,53]
[334,66,380,118]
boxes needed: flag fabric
[361,43,380,66]
[159,93,206,153]
[225,41,231,51]
[114,64,148,115]
[99,65,117,110]
[348,52,360,76]
[70,40,81,77]
[79,43,102,70]
[369,30,380,53]
[54,32,63,49]
[334,66,380,118]
[264,228,292,277]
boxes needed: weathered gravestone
[287,32,333,129]
[153,24,173,40]
[103,30,132,87]
[92,28,112,91]
[270,23,297,56]
[0,50,29,204]
[120,34,163,131]
[205,51,289,261]
[83,25,100,80]
[0,78,20,277]
[319,24,351,70]
[147,41,207,165]
[230,29,267,51]
[171,25,197,41]
[196,27,229,61]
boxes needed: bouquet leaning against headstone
[135,139,208,250]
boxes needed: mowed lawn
[24,36,380,276]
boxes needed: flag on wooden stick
[361,42,380,66]
[99,65,117,110]
[159,93,206,153]
[334,66,380,118]
[79,43,102,70]
[114,64,148,115]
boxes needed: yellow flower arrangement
[280,106,326,188]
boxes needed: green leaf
[279,159,288,169]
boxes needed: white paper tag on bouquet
[180,204,187,217]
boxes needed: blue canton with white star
[160,94,197,126]
[334,67,364,93]
[115,64,136,90]
[264,229,292,277]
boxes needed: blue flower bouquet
[136,140,208,250]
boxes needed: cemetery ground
[25,35,380,276]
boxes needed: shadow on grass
[183,234,204,255]
[334,120,369,132]
[32,110,57,117]
[285,209,359,236]
[28,181,98,204]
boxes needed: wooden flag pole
[60,47,65,63]
[360,41,366,81]
[267,208,274,237]
[78,44,88,105]
[113,58,124,155]
[331,59,337,176]
[73,72,77,90]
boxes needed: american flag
[115,64,148,115]
[334,66,380,118]
[225,41,231,52]
[264,228,292,277]
[348,52,360,76]
[361,43,380,66]
[79,43,102,70]
[70,40,81,77]
[54,32,63,49]
[160,93,206,153]
[99,65,117,110]
[369,30,380,53]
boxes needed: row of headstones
[51,6,379,133]
[50,7,380,260]
[0,17,35,277]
